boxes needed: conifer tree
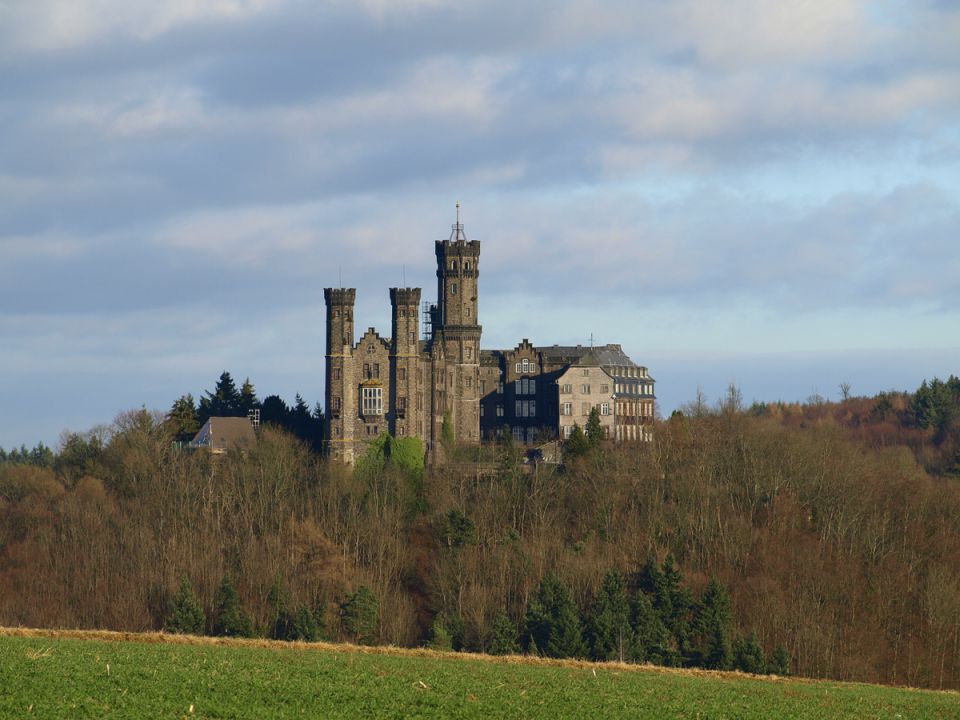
[200,371,243,421]
[267,578,295,641]
[340,585,378,645]
[695,577,733,670]
[767,643,791,676]
[733,633,766,674]
[585,407,604,447]
[291,605,321,642]
[487,610,520,655]
[632,588,676,665]
[564,424,591,459]
[525,574,588,659]
[164,578,206,635]
[588,570,633,662]
[426,613,453,650]
[212,575,254,638]
[238,378,260,417]
[167,394,200,443]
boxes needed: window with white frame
[361,386,383,415]
[496,404,504,417]
[563,402,572,415]
[581,384,591,394]
[512,427,524,442]
[561,383,572,394]
[600,402,610,416]
[515,362,522,373]
[521,358,530,373]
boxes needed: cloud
[1,0,959,447]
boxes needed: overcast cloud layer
[2,0,959,447]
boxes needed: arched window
[451,283,457,295]
[451,260,457,270]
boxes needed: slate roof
[191,417,257,453]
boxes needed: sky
[1,0,959,449]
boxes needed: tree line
[165,371,324,452]
[1,376,959,688]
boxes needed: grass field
[1,628,957,719]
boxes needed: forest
[1,375,959,689]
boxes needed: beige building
[556,361,616,440]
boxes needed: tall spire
[450,201,466,242]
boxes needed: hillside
[1,381,960,690]
[2,628,957,719]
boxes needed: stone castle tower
[324,208,482,462]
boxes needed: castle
[324,210,654,463]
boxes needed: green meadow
[1,631,956,719]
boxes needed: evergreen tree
[525,574,588,659]
[767,644,791,675]
[695,577,733,670]
[642,555,695,665]
[260,395,290,428]
[733,633,766,674]
[487,610,520,655]
[238,378,260,417]
[291,605,321,642]
[267,578,295,641]
[588,570,634,662]
[212,575,254,638]
[585,407,604,447]
[632,588,676,666]
[426,613,453,650]
[564,424,591,459]
[199,371,243,421]
[340,585,378,645]
[167,394,200,443]
[164,578,206,635]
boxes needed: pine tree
[585,407,604,447]
[767,643,790,675]
[733,633,766,674]
[695,577,733,670]
[267,578,295,640]
[291,605,321,642]
[238,378,260,417]
[426,613,453,650]
[167,394,200,443]
[659,555,695,664]
[260,395,290,428]
[340,585,378,645]
[164,578,206,635]
[487,610,520,655]
[199,371,243,421]
[525,575,588,659]
[564,424,591,459]
[212,575,254,638]
[588,570,633,662]
[632,588,676,665]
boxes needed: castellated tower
[430,208,482,448]
[389,287,421,440]
[324,287,356,462]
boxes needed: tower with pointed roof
[426,203,482,453]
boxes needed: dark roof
[191,417,256,453]
[536,343,637,368]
